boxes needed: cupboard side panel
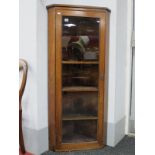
[97,13,106,145]
[48,8,56,150]
[103,12,110,145]
[55,11,63,148]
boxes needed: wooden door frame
[55,9,106,151]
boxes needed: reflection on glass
[62,64,98,87]
[62,16,100,61]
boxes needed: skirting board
[23,127,49,155]
[23,117,125,154]
[105,116,126,147]
[129,119,135,133]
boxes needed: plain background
[0,0,155,155]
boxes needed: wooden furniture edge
[55,142,105,152]
[48,8,56,150]
[46,4,111,13]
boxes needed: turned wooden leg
[19,110,26,154]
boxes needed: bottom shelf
[63,134,96,143]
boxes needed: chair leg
[19,110,26,154]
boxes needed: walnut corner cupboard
[48,5,110,151]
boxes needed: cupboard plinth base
[54,142,105,152]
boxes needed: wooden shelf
[62,115,98,121]
[62,61,99,65]
[62,86,98,92]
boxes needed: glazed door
[55,9,106,151]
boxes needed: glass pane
[62,64,98,87]
[62,16,100,61]
[62,120,97,143]
[61,16,100,144]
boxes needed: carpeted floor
[42,136,135,155]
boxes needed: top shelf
[62,61,99,65]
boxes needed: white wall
[113,0,128,144]
[19,0,38,130]
[115,0,127,122]
[37,0,48,130]
[19,0,130,154]
[19,0,48,130]
[125,0,134,134]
